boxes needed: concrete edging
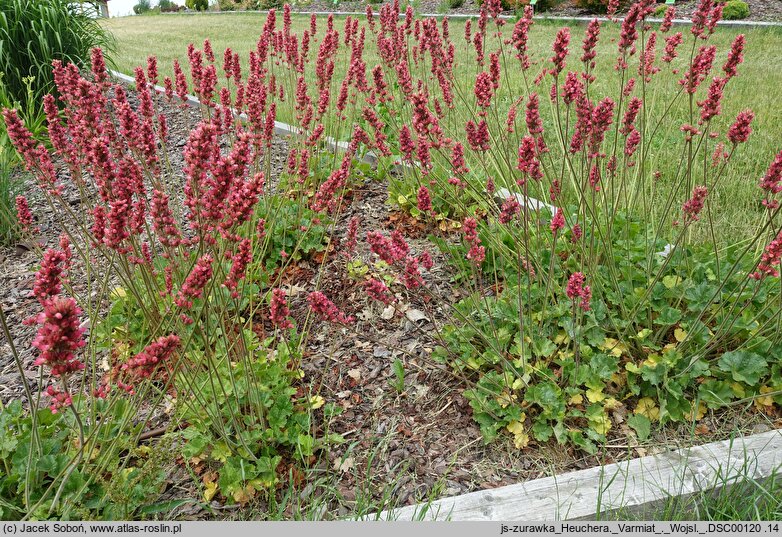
[374,429,782,521]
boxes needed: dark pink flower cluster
[550,208,566,234]
[698,77,726,123]
[175,254,214,309]
[223,239,252,297]
[691,0,722,39]
[550,28,570,76]
[122,334,181,380]
[660,7,676,33]
[566,272,591,311]
[510,7,533,70]
[474,71,494,111]
[618,0,656,55]
[499,197,521,224]
[45,385,73,414]
[15,196,34,232]
[151,189,182,248]
[270,288,294,329]
[417,186,432,212]
[682,186,709,223]
[33,249,67,302]
[367,230,409,264]
[662,32,684,63]
[465,119,490,151]
[759,150,782,209]
[364,278,395,304]
[723,35,745,79]
[463,217,485,265]
[581,19,600,67]
[2,109,57,189]
[727,110,754,145]
[680,45,716,94]
[751,230,782,280]
[31,297,86,377]
[308,291,354,324]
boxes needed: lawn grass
[101,12,782,242]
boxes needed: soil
[278,0,782,23]
[2,79,780,520]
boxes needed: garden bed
[1,82,779,518]
[3,1,782,520]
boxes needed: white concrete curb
[375,429,782,520]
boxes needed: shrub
[0,0,114,107]
[654,4,667,17]
[722,0,749,20]
[133,0,151,13]
[576,0,627,13]
[258,0,282,8]
[185,0,209,10]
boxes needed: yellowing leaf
[554,331,569,344]
[635,328,653,340]
[685,402,707,421]
[397,195,408,205]
[210,441,231,463]
[111,286,127,299]
[674,328,687,343]
[634,397,660,422]
[496,390,517,408]
[602,397,622,411]
[512,378,525,391]
[568,393,584,405]
[589,413,612,435]
[731,382,746,398]
[755,386,776,409]
[642,353,661,368]
[233,485,256,505]
[611,372,627,387]
[309,395,325,410]
[506,420,530,449]
[586,388,606,403]
[662,275,682,289]
[601,337,628,357]
[203,481,218,502]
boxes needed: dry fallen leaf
[334,457,355,473]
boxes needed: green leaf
[524,382,566,420]
[654,306,682,325]
[590,353,618,380]
[627,414,651,441]
[718,351,768,386]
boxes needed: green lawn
[102,13,782,241]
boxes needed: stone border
[157,9,782,28]
[373,429,782,520]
